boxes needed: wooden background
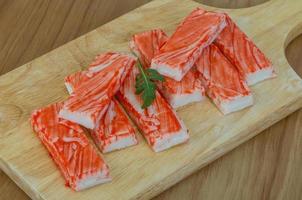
[0,0,301,199]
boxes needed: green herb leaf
[134,55,165,109]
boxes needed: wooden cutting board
[0,0,302,199]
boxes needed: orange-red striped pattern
[60,52,136,129]
[196,44,251,107]
[31,103,110,191]
[117,67,188,152]
[151,8,226,81]
[65,67,138,153]
[214,14,274,84]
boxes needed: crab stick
[59,52,136,129]
[116,67,189,152]
[65,70,138,153]
[31,103,111,191]
[214,14,276,85]
[196,44,253,114]
[151,8,226,81]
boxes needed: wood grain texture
[0,0,151,75]
[0,0,302,200]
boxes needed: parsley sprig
[134,57,164,108]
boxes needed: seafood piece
[151,8,226,81]
[31,103,111,191]
[116,67,189,152]
[130,29,205,108]
[159,68,205,108]
[59,52,136,129]
[214,14,276,85]
[130,29,168,68]
[196,44,253,114]
[91,99,138,153]
[65,72,138,153]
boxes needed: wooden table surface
[0,0,301,199]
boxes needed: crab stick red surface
[196,44,253,114]
[117,67,189,152]
[31,103,111,191]
[59,52,136,129]
[65,69,138,153]
[214,14,276,85]
[151,8,226,81]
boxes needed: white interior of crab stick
[152,120,189,152]
[168,90,205,109]
[101,136,138,153]
[75,171,112,191]
[246,67,276,86]
[213,94,253,115]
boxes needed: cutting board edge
[0,156,44,200]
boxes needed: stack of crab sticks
[31,7,275,191]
